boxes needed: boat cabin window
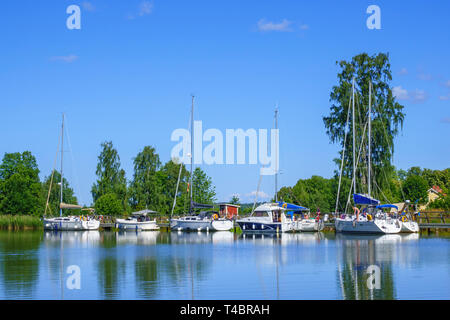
[252,211,270,217]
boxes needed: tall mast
[368,81,372,197]
[274,106,279,202]
[190,95,194,214]
[352,78,356,195]
[60,113,64,217]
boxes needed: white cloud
[444,80,450,88]
[392,86,409,100]
[398,67,408,75]
[393,86,428,103]
[299,24,309,30]
[127,1,153,20]
[439,95,450,101]
[246,190,270,199]
[50,55,78,63]
[82,1,95,12]
[417,73,432,81]
[139,1,153,16]
[411,89,427,103]
[257,19,293,32]
[441,117,450,124]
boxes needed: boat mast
[368,81,372,197]
[59,113,65,217]
[274,106,278,202]
[190,95,194,214]
[352,78,356,195]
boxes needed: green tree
[129,146,162,211]
[159,159,190,215]
[230,195,240,205]
[402,175,428,204]
[323,53,405,199]
[0,152,43,215]
[94,193,123,216]
[192,167,216,205]
[91,141,128,212]
[42,170,78,216]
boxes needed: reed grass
[0,215,43,230]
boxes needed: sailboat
[170,96,234,232]
[397,201,419,233]
[334,80,401,234]
[43,114,100,231]
[236,108,294,233]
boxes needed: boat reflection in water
[335,233,420,300]
[43,230,101,247]
[4,228,447,300]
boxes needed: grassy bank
[0,215,43,230]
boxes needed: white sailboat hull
[335,218,401,234]
[170,218,213,231]
[211,219,234,231]
[294,219,324,232]
[116,219,159,231]
[43,218,100,231]
[400,221,419,233]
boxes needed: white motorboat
[236,202,294,233]
[116,209,159,231]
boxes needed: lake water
[0,230,448,300]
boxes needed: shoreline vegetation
[0,215,43,230]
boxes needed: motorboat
[236,202,294,233]
[116,209,159,231]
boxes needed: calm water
[0,230,448,300]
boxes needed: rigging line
[335,93,352,215]
[45,127,63,216]
[179,104,194,215]
[173,108,192,216]
[373,99,402,202]
[64,116,81,206]
[373,178,390,204]
[252,167,264,214]
[344,116,369,214]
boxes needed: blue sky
[0,0,449,206]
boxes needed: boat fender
[367,214,372,221]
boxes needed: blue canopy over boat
[277,201,309,215]
[353,193,380,206]
[376,204,398,210]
